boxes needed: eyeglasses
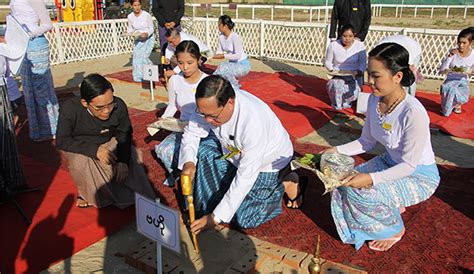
[195,104,226,120]
[88,100,117,112]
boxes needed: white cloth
[9,0,52,37]
[439,50,474,81]
[178,89,293,222]
[0,55,21,100]
[217,32,248,63]
[161,72,208,121]
[164,32,209,61]
[377,35,422,66]
[325,39,367,72]
[336,94,436,185]
[127,11,154,38]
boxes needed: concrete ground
[40,51,473,273]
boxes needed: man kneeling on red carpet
[56,73,156,208]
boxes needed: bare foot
[283,172,303,209]
[76,197,93,208]
[13,114,19,127]
[369,227,405,251]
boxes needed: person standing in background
[127,0,155,82]
[10,0,59,142]
[329,0,371,42]
[152,0,185,50]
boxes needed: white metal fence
[186,3,474,22]
[46,17,461,80]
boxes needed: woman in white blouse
[324,24,366,110]
[439,27,474,116]
[127,0,155,82]
[212,15,250,88]
[10,0,59,142]
[325,43,440,252]
[155,40,209,186]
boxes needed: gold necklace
[377,91,405,116]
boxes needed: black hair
[165,28,180,38]
[80,73,114,103]
[369,43,415,87]
[196,75,235,107]
[175,40,201,61]
[339,24,355,37]
[218,15,235,31]
[130,0,140,5]
[458,27,474,42]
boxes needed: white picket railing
[45,17,461,80]
[186,3,474,22]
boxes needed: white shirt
[337,94,436,185]
[178,89,293,223]
[9,0,52,37]
[325,39,367,72]
[164,32,209,61]
[217,32,248,62]
[127,11,154,38]
[161,72,208,121]
[377,35,422,66]
[0,56,6,84]
[439,49,474,81]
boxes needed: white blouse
[325,39,367,72]
[127,11,154,38]
[439,49,474,82]
[9,0,52,37]
[217,32,247,62]
[179,89,293,223]
[161,72,208,122]
[337,94,436,185]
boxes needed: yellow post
[161,55,168,90]
[181,174,199,254]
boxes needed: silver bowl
[320,153,355,181]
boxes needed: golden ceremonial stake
[309,235,321,274]
[161,55,168,90]
[180,174,200,254]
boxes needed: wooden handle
[187,196,199,254]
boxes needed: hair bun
[400,67,415,87]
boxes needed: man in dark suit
[152,0,185,49]
[329,0,371,42]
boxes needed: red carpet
[6,106,473,272]
[129,109,473,272]
[106,68,474,139]
[0,156,134,274]
[5,70,473,272]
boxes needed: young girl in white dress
[325,24,366,110]
[325,43,440,252]
[155,40,208,186]
[127,0,155,82]
[212,15,250,88]
[439,27,474,116]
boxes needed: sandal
[453,105,462,114]
[285,176,308,209]
[76,197,93,208]
[368,229,405,251]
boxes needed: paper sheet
[0,15,30,75]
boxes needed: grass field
[186,6,473,29]
[0,5,471,30]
